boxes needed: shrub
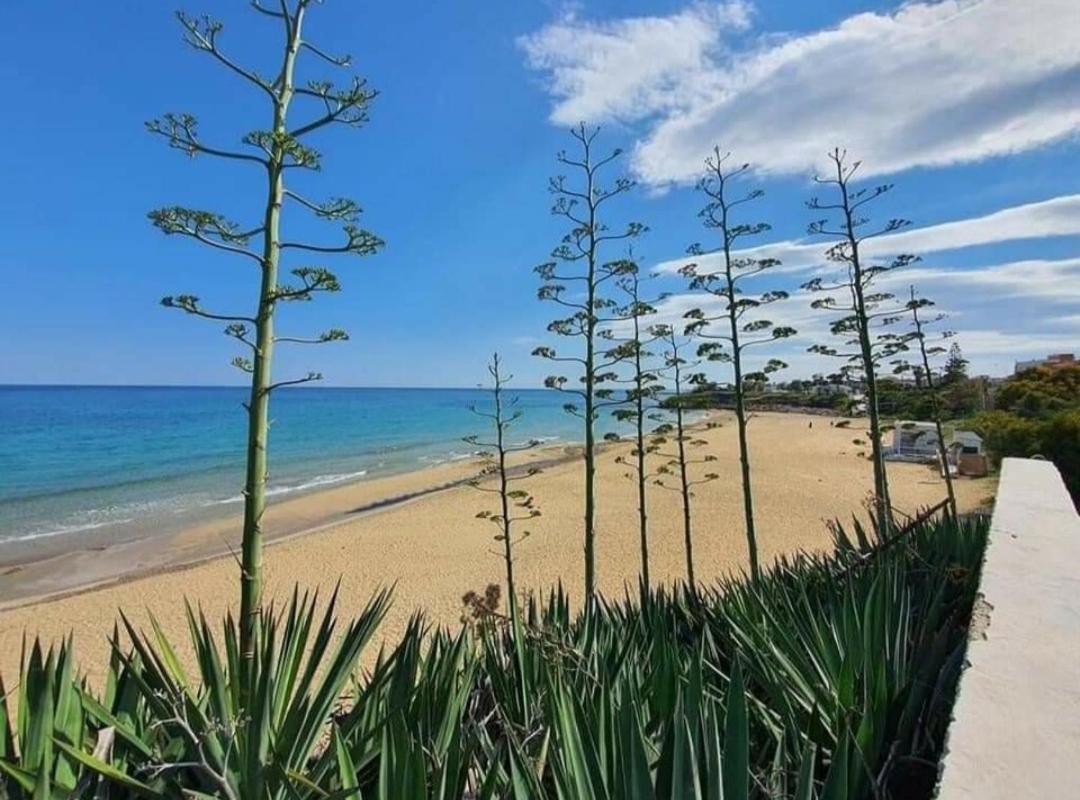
[994,365,1080,418]
[970,410,1044,460]
[1037,409,1080,503]
[972,408,1079,506]
[1,515,987,799]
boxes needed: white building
[949,430,984,455]
[887,421,941,461]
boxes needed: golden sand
[0,412,992,684]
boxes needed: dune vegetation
[1,515,986,799]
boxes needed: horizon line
[0,382,551,391]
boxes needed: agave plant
[69,585,389,799]
[0,514,986,799]
[0,635,157,799]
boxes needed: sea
[0,385,632,558]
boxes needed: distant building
[1014,353,1076,374]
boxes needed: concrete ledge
[936,458,1080,799]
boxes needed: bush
[970,410,1044,460]
[1037,409,1080,502]
[1,515,987,799]
[994,365,1080,418]
[972,408,1080,506]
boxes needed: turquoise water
[0,386,617,554]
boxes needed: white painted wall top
[935,458,1080,799]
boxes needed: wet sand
[0,412,993,685]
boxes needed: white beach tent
[887,421,941,461]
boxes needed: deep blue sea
[0,386,615,554]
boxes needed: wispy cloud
[1050,314,1080,328]
[946,329,1080,357]
[518,2,753,127]
[631,253,1080,379]
[884,257,1080,303]
[653,194,1080,276]
[522,0,1080,183]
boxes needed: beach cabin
[949,430,984,456]
[949,430,989,477]
[887,421,941,461]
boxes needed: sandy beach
[0,412,993,685]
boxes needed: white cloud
[638,254,1080,379]
[884,257,1080,303]
[522,0,1080,183]
[949,329,1080,356]
[653,194,1080,276]
[518,2,753,126]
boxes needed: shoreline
[0,446,508,566]
[0,437,604,610]
[0,411,995,686]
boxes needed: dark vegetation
[661,380,851,413]
[0,514,986,799]
[969,365,1080,505]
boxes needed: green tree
[995,364,1080,417]
[892,286,958,516]
[651,325,720,586]
[942,342,968,385]
[802,149,915,534]
[681,150,796,579]
[465,354,543,623]
[150,2,382,674]
[973,364,1080,507]
[1038,409,1080,505]
[533,125,644,602]
[935,342,985,417]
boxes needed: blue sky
[1,0,1077,387]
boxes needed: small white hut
[949,430,984,455]
[948,430,988,476]
[887,421,941,461]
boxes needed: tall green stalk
[683,150,796,579]
[534,125,643,603]
[630,297,653,587]
[465,354,543,622]
[804,150,916,536]
[841,185,893,530]
[612,264,662,588]
[149,1,381,686]
[238,13,297,671]
[901,286,959,517]
[652,325,719,588]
